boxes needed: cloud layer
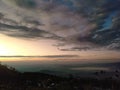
[0,0,120,51]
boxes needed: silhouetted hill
[0,63,120,90]
[0,63,20,81]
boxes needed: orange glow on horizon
[0,34,120,62]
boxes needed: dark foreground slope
[0,63,120,90]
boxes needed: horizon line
[0,55,79,58]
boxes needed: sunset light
[0,0,120,89]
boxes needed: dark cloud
[0,12,4,19]
[0,55,79,58]
[40,55,79,58]
[22,17,45,26]
[1,18,18,26]
[14,0,37,8]
[59,47,91,51]
[0,22,62,40]
[65,0,120,51]
[1,0,120,51]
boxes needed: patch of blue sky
[97,11,118,32]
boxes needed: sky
[0,0,120,62]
